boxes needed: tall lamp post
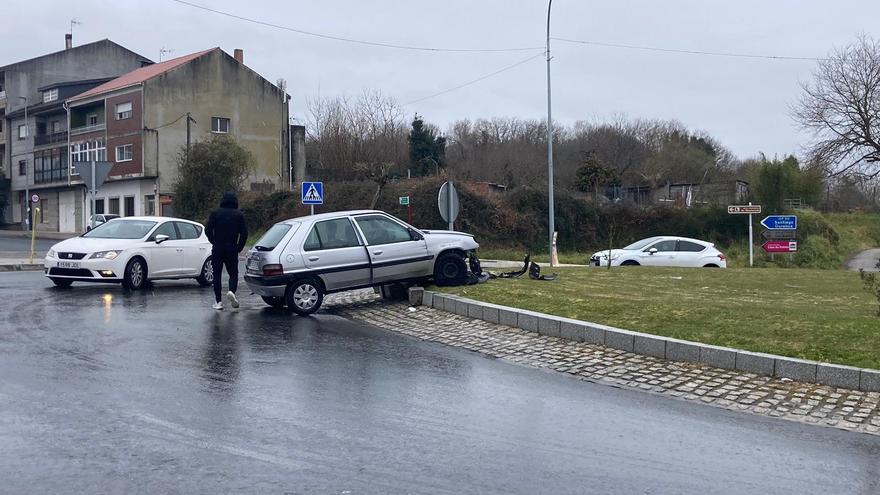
[545,0,556,266]
[17,96,29,232]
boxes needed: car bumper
[43,256,125,282]
[244,274,288,297]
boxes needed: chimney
[234,49,244,64]
[65,33,72,50]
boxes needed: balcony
[35,131,68,147]
[70,123,105,136]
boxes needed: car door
[301,217,371,291]
[145,221,183,277]
[353,214,430,284]
[175,221,208,275]
[638,239,677,266]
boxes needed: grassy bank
[441,266,880,369]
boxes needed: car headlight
[601,254,620,260]
[90,250,121,260]
[47,249,56,258]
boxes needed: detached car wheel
[261,296,286,308]
[433,252,468,286]
[196,257,213,287]
[286,278,324,316]
[123,258,148,290]
[50,278,73,288]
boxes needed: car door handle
[308,256,320,261]
[373,250,383,256]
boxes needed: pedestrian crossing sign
[301,181,324,205]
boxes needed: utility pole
[546,0,557,266]
[185,112,195,163]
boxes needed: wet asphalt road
[1,271,878,494]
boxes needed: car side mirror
[648,247,658,255]
[409,228,423,241]
[155,234,169,244]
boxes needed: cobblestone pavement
[325,290,880,436]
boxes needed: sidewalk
[0,230,76,241]
[0,252,45,271]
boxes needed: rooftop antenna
[70,18,81,36]
[159,47,174,62]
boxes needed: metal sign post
[728,203,762,267]
[399,196,412,224]
[29,194,40,263]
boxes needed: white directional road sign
[301,181,324,205]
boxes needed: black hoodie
[205,192,248,252]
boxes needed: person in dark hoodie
[205,192,248,310]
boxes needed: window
[94,199,105,214]
[124,196,135,217]
[303,218,360,251]
[211,117,230,133]
[355,215,412,245]
[115,144,133,162]
[0,119,3,132]
[87,113,98,126]
[84,220,157,239]
[116,102,132,120]
[647,240,677,252]
[42,88,58,103]
[109,197,120,215]
[255,223,294,251]
[39,199,48,223]
[18,124,27,139]
[175,222,200,240]
[677,241,706,252]
[71,139,106,163]
[150,222,179,241]
[18,160,26,176]
[34,149,68,184]
[50,120,60,134]
[144,195,155,216]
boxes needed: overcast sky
[5,0,879,160]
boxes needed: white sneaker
[212,301,224,310]
[226,291,240,309]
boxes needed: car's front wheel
[620,260,640,266]
[196,257,213,286]
[433,251,468,286]
[123,257,148,290]
[286,278,324,316]
[50,278,73,288]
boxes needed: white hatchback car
[45,216,214,290]
[590,236,727,268]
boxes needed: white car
[86,213,120,231]
[45,216,214,290]
[590,236,727,268]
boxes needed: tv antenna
[70,18,81,37]
[159,47,174,62]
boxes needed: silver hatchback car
[244,210,479,315]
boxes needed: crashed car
[244,210,479,315]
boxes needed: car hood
[50,237,144,254]
[421,230,479,251]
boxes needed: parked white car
[86,213,120,231]
[45,216,214,290]
[245,210,479,315]
[590,236,727,268]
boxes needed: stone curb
[0,264,44,272]
[415,288,880,393]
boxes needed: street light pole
[546,0,556,266]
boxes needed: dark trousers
[212,249,239,302]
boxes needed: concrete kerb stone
[699,344,737,371]
[407,287,424,306]
[419,290,880,392]
[736,350,776,376]
[775,357,818,383]
[816,363,862,390]
[861,368,880,392]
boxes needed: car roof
[651,236,712,245]
[110,216,205,227]
[280,210,386,225]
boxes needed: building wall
[142,49,288,195]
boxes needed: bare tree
[795,35,880,178]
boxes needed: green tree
[408,115,447,176]
[174,135,256,222]
[576,151,617,201]
[750,155,824,212]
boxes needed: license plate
[57,261,80,269]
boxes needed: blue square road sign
[301,182,324,205]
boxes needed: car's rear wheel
[620,260,640,266]
[286,278,324,316]
[50,278,73,288]
[434,251,468,286]
[261,296,286,308]
[196,257,213,286]
[123,257,148,290]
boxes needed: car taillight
[262,264,283,276]
[718,254,726,261]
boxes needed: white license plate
[57,261,80,269]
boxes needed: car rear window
[677,241,706,252]
[255,223,295,251]
[84,220,157,239]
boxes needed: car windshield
[254,223,296,251]
[83,219,157,239]
[623,237,662,250]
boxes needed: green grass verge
[440,266,880,369]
